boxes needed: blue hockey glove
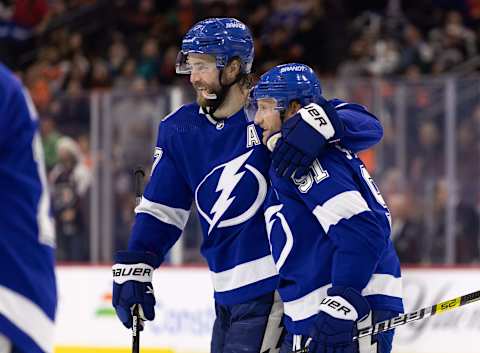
[306,286,372,353]
[270,99,344,179]
[112,251,158,329]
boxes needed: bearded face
[193,79,222,108]
[187,54,223,108]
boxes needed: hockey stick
[293,290,480,353]
[353,289,480,340]
[132,167,145,353]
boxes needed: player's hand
[270,99,344,179]
[305,286,371,353]
[112,251,158,329]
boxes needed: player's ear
[285,100,302,120]
[224,58,242,80]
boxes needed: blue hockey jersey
[128,99,383,305]
[265,145,403,335]
[0,63,56,353]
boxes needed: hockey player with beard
[112,18,385,353]
[248,63,403,353]
[0,63,56,353]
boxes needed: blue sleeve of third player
[0,64,30,149]
[331,98,383,153]
[128,124,193,267]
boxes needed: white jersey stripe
[284,274,402,322]
[284,284,330,322]
[0,285,54,353]
[211,255,278,292]
[33,132,56,247]
[312,191,370,233]
[135,196,190,230]
[23,87,56,248]
[361,273,403,298]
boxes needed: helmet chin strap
[204,69,243,119]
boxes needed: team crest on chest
[195,150,267,234]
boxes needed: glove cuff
[326,286,371,320]
[298,102,337,141]
[316,99,345,141]
[115,250,159,267]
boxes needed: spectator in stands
[398,24,433,73]
[40,116,62,171]
[112,77,157,169]
[108,33,128,77]
[456,117,480,205]
[390,192,425,263]
[137,37,161,83]
[158,45,180,84]
[429,178,480,263]
[89,58,112,89]
[113,58,138,90]
[429,10,477,73]
[57,80,89,135]
[338,38,371,77]
[49,137,91,261]
[409,120,444,193]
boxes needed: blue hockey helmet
[176,18,254,75]
[246,63,322,121]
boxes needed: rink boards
[54,266,480,353]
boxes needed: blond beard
[196,93,211,108]
[196,90,220,109]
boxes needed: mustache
[193,82,211,90]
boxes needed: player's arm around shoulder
[330,98,383,153]
[270,97,383,180]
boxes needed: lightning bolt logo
[207,151,252,233]
[195,150,267,235]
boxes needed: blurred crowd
[1,0,479,264]
[3,0,480,94]
[355,80,480,265]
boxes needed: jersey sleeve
[128,123,192,267]
[0,68,35,149]
[331,98,383,153]
[0,90,12,148]
[299,156,388,291]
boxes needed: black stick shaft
[134,167,145,206]
[292,290,480,353]
[354,290,480,340]
[132,167,145,353]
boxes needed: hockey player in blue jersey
[0,63,56,353]
[247,63,404,353]
[112,18,386,353]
